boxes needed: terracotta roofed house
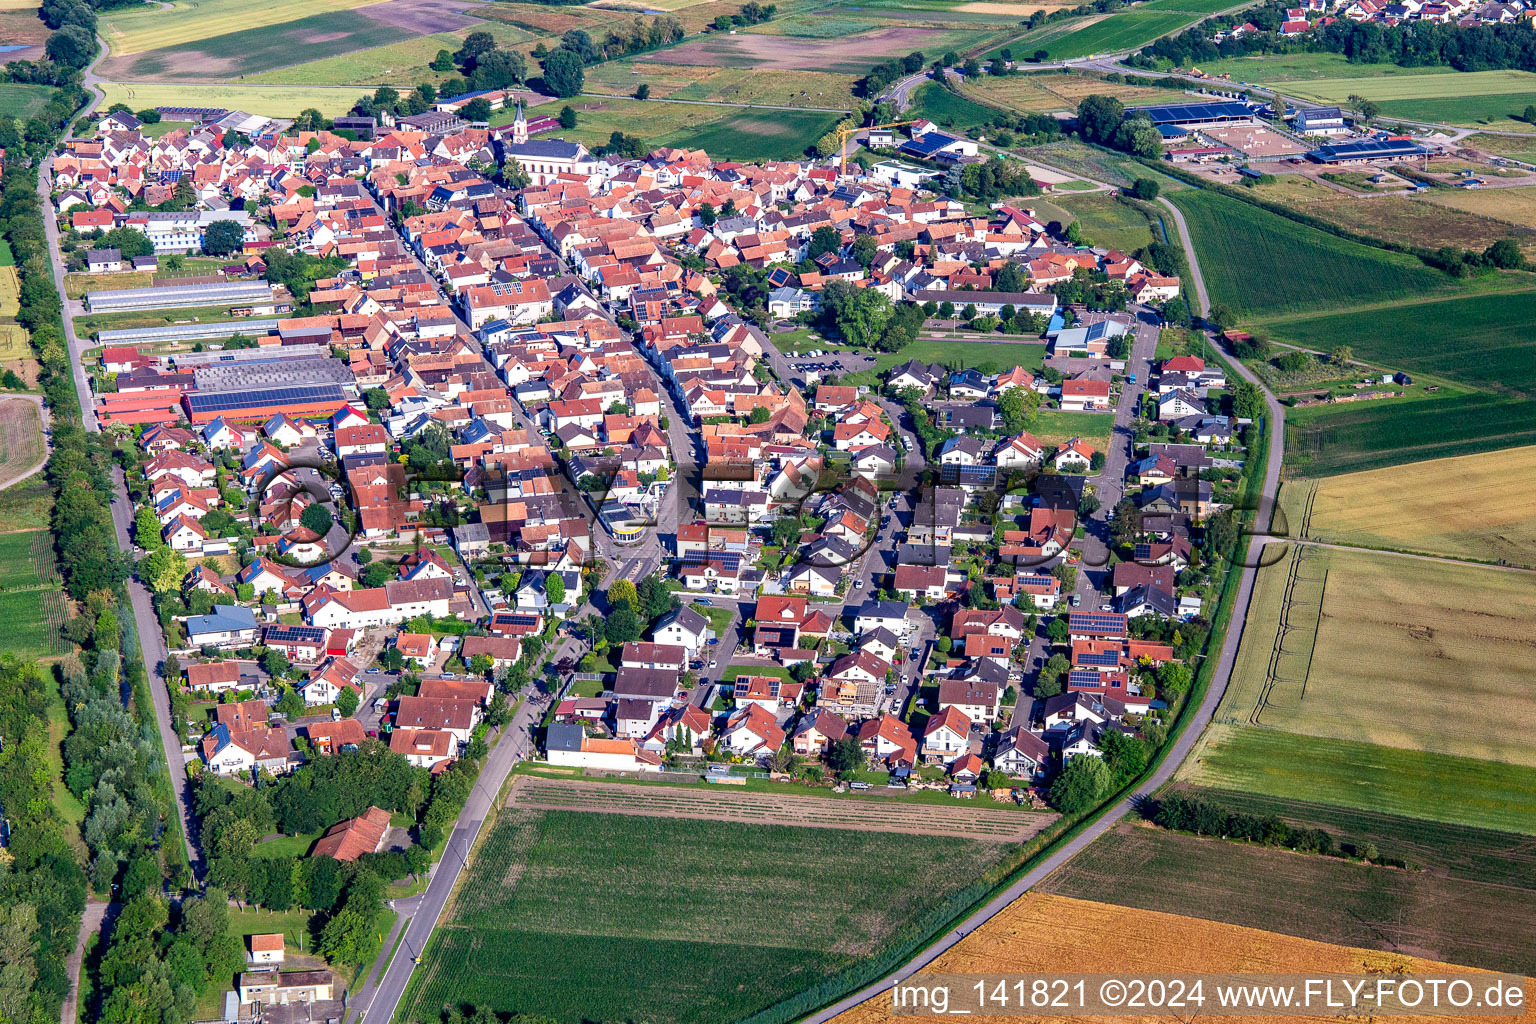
[310,805,391,861]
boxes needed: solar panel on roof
[1068,670,1106,685]
[1068,612,1127,632]
[1131,101,1252,125]
[185,384,346,414]
[1078,650,1120,667]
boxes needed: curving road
[799,181,1287,1024]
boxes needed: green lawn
[397,809,1015,1024]
[1186,726,1536,836]
[227,907,317,951]
[721,662,791,682]
[1167,188,1448,317]
[1285,388,1536,475]
[1259,287,1536,401]
[250,831,320,859]
[689,601,735,636]
[1032,409,1114,448]
[1196,52,1455,85]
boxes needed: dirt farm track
[506,775,1055,841]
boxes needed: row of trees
[0,658,89,1021]
[1135,5,1536,75]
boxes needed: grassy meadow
[398,807,1014,1024]
[1039,9,1204,58]
[1259,287,1536,400]
[1053,193,1163,251]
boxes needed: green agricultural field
[112,10,408,80]
[243,31,473,88]
[398,808,1016,1024]
[1027,138,1187,190]
[0,530,68,660]
[0,83,54,119]
[581,61,860,109]
[1218,544,1536,766]
[664,108,841,161]
[1041,10,1203,59]
[1175,787,1536,892]
[1168,189,1447,316]
[1261,287,1536,400]
[1196,52,1456,84]
[500,98,833,160]
[98,82,363,117]
[1185,725,1536,836]
[911,81,1002,130]
[1054,193,1162,251]
[101,0,375,54]
[1039,822,1536,974]
[1285,389,1536,475]
[1279,68,1536,124]
[1139,0,1243,11]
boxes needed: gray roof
[546,721,584,752]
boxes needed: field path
[507,776,1054,841]
[801,179,1289,1024]
[1293,538,1536,575]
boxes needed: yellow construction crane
[837,119,917,179]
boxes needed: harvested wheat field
[507,776,1054,840]
[1283,446,1536,567]
[830,893,1523,1024]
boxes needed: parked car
[331,708,342,721]
[849,781,870,790]
[706,764,729,776]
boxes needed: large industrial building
[184,383,352,424]
[84,280,275,314]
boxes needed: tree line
[1133,1,1536,75]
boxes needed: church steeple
[511,99,528,145]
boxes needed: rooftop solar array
[265,624,327,643]
[1130,101,1253,124]
[678,550,745,571]
[1307,138,1428,161]
[1068,669,1112,686]
[185,384,347,415]
[1077,649,1121,667]
[1067,612,1129,634]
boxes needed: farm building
[1129,101,1255,127]
[1307,137,1429,164]
[1294,106,1349,136]
[85,279,274,314]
